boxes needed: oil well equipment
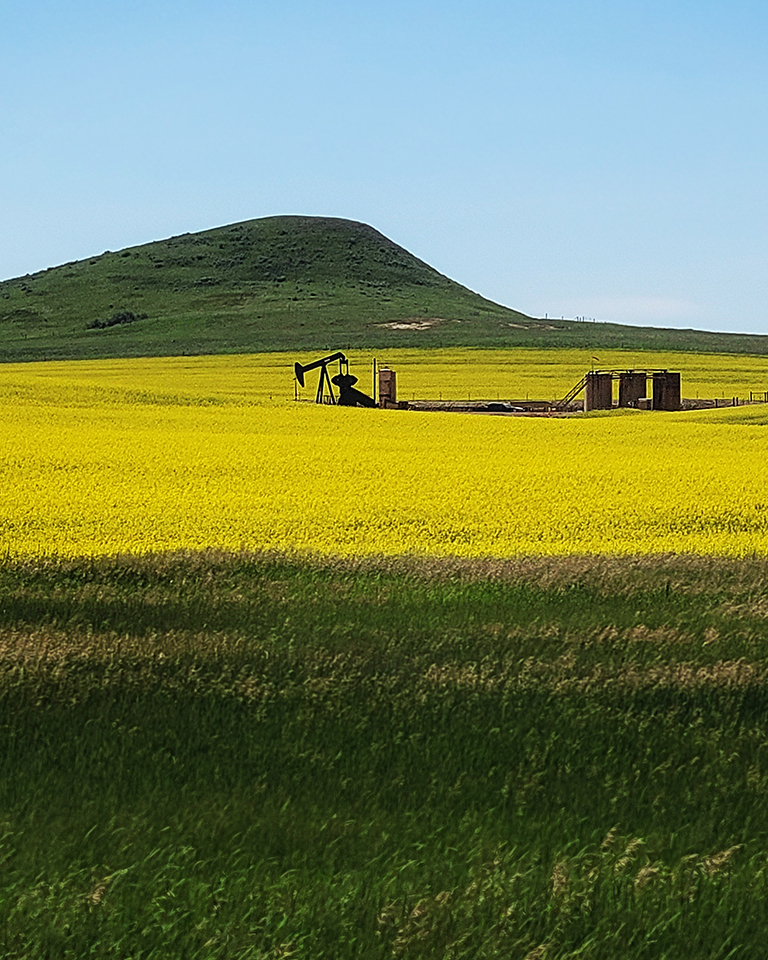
[558,370,681,412]
[293,354,702,415]
[293,352,376,407]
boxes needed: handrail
[556,374,588,410]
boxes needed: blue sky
[2,0,767,333]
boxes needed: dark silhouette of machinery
[294,352,376,407]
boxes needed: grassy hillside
[2,215,768,361]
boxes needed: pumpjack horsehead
[293,352,376,407]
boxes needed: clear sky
[2,0,767,333]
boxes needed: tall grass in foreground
[1,551,768,957]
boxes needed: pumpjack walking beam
[293,352,376,407]
[294,352,348,404]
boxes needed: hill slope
[2,215,767,360]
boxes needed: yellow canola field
[2,350,768,558]
[7,347,768,406]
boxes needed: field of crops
[2,349,768,559]
[3,349,768,957]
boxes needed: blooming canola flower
[1,351,768,558]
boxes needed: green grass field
[3,215,768,361]
[2,550,768,958]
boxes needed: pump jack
[294,352,376,407]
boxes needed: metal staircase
[555,374,588,410]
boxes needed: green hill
[1,215,767,361]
